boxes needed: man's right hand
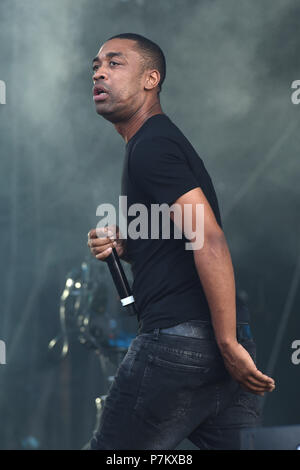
[220,340,276,396]
[87,225,126,261]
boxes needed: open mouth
[93,87,109,102]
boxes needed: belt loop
[152,327,160,340]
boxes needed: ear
[144,69,161,91]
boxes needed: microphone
[104,245,139,318]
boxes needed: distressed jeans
[89,320,262,450]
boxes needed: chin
[96,106,123,124]
[95,104,110,116]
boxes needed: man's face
[92,38,146,122]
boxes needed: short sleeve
[129,137,200,206]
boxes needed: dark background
[0,0,299,449]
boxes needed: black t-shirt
[121,113,249,333]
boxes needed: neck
[114,101,164,144]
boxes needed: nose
[93,66,108,82]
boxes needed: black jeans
[89,320,262,450]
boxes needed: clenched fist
[87,225,128,262]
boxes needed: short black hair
[107,33,166,95]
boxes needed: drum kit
[48,256,138,439]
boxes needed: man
[87,33,275,450]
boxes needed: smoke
[0,0,299,448]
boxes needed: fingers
[87,227,115,245]
[239,372,276,396]
[243,379,273,394]
[89,238,117,254]
[95,245,113,260]
[88,228,98,239]
[250,369,275,386]
[88,233,114,246]
[88,226,118,240]
[240,379,269,396]
[87,227,117,260]
[244,377,267,390]
[245,372,275,388]
[222,343,276,397]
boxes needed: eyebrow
[92,52,126,64]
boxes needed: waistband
[148,320,252,341]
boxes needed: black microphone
[104,246,139,318]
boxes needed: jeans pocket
[133,352,211,429]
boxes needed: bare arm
[171,187,275,395]
[171,187,237,347]
[193,230,237,349]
